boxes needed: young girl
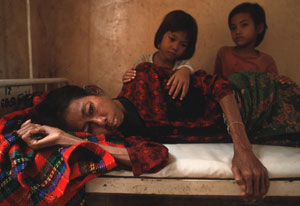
[214,2,290,84]
[122,10,198,100]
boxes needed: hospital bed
[1,78,299,205]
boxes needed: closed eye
[89,103,94,115]
[87,122,93,133]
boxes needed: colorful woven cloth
[0,108,119,205]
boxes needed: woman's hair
[154,10,198,60]
[228,2,267,47]
[31,85,90,129]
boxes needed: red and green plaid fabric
[0,108,118,205]
[0,92,169,205]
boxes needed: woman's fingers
[232,150,270,201]
[252,168,261,201]
[17,121,48,148]
[261,166,269,197]
[20,119,32,128]
[19,122,41,133]
[18,124,58,149]
[232,166,246,193]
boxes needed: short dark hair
[228,2,267,47]
[31,85,90,129]
[154,10,198,60]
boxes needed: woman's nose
[92,116,107,126]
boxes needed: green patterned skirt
[229,71,300,146]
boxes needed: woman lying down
[16,63,300,202]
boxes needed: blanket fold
[0,109,119,205]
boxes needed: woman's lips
[113,117,117,127]
[107,117,118,129]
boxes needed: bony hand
[167,67,191,100]
[122,68,136,83]
[17,119,64,150]
[231,148,269,201]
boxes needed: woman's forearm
[219,94,269,201]
[98,145,132,166]
[59,133,131,166]
[219,94,252,151]
[18,121,132,167]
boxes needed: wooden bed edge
[86,177,300,197]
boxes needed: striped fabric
[0,108,119,205]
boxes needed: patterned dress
[118,63,300,147]
[118,62,233,143]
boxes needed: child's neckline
[152,51,175,69]
[231,46,261,59]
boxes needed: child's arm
[176,59,194,74]
[167,66,191,100]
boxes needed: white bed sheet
[107,143,300,179]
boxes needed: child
[214,2,291,84]
[122,10,198,100]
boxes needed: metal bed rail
[0,78,69,89]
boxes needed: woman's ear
[256,23,264,34]
[83,85,105,96]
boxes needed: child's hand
[167,67,191,100]
[278,75,294,85]
[122,68,136,83]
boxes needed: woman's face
[64,96,124,134]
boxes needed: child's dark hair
[154,10,198,60]
[228,2,267,47]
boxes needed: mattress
[107,143,300,179]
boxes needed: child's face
[157,31,188,62]
[229,12,260,48]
